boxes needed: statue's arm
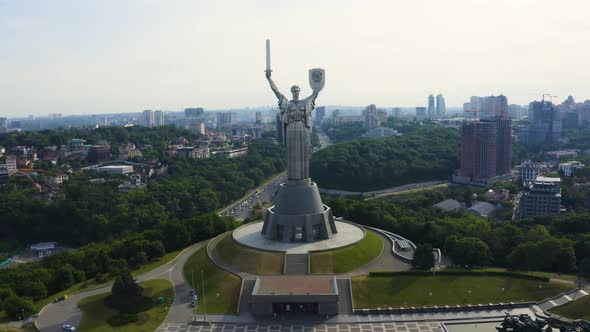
[307,90,319,104]
[266,71,286,102]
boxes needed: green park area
[183,244,242,314]
[214,233,283,275]
[310,230,383,274]
[77,279,173,332]
[352,275,575,308]
[549,296,590,321]
[31,248,182,313]
[0,326,37,332]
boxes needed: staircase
[284,254,308,274]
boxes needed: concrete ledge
[233,221,364,254]
[353,301,535,315]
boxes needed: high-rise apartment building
[0,118,7,134]
[527,100,561,145]
[495,118,512,175]
[5,155,17,175]
[154,110,165,127]
[458,117,512,183]
[520,176,561,220]
[315,106,326,124]
[463,95,508,119]
[363,104,381,129]
[255,111,263,124]
[217,112,237,128]
[142,110,154,128]
[427,95,435,117]
[518,162,539,182]
[435,94,446,117]
[87,144,111,163]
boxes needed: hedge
[368,270,550,282]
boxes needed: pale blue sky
[1,0,590,116]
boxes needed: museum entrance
[272,302,318,315]
[292,225,305,242]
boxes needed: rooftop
[30,242,57,250]
[252,275,338,296]
[433,199,463,211]
[536,176,561,183]
[467,201,498,217]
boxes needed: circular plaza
[232,220,365,254]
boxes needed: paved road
[219,173,287,221]
[319,181,446,197]
[35,242,206,332]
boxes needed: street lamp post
[202,270,207,322]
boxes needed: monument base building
[262,178,337,242]
[251,275,339,316]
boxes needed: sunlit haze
[1,0,590,116]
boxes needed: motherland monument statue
[261,39,338,243]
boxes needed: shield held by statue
[309,68,325,92]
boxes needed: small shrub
[107,313,138,326]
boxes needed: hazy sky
[1,0,590,117]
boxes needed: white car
[62,324,76,331]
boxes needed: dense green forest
[326,187,588,275]
[0,135,284,316]
[311,126,460,191]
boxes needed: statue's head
[291,85,300,101]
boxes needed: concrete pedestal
[261,179,337,242]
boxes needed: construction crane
[541,93,558,103]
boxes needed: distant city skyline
[1,0,590,116]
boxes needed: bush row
[368,270,550,282]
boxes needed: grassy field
[352,275,575,308]
[310,230,383,274]
[77,279,173,332]
[214,233,283,275]
[549,296,590,320]
[183,244,242,314]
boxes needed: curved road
[35,241,205,332]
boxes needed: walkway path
[157,321,445,332]
[347,232,411,277]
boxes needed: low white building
[559,161,585,177]
[30,242,58,258]
[98,165,133,175]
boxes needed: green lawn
[352,275,575,308]
[549,296,590,320]
[310,230,383,274]
[183,244,242,314]
[77,279,173,332]
[214,233,283,275]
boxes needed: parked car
[62,324,76,331]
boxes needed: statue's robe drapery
[277,95,315,180]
